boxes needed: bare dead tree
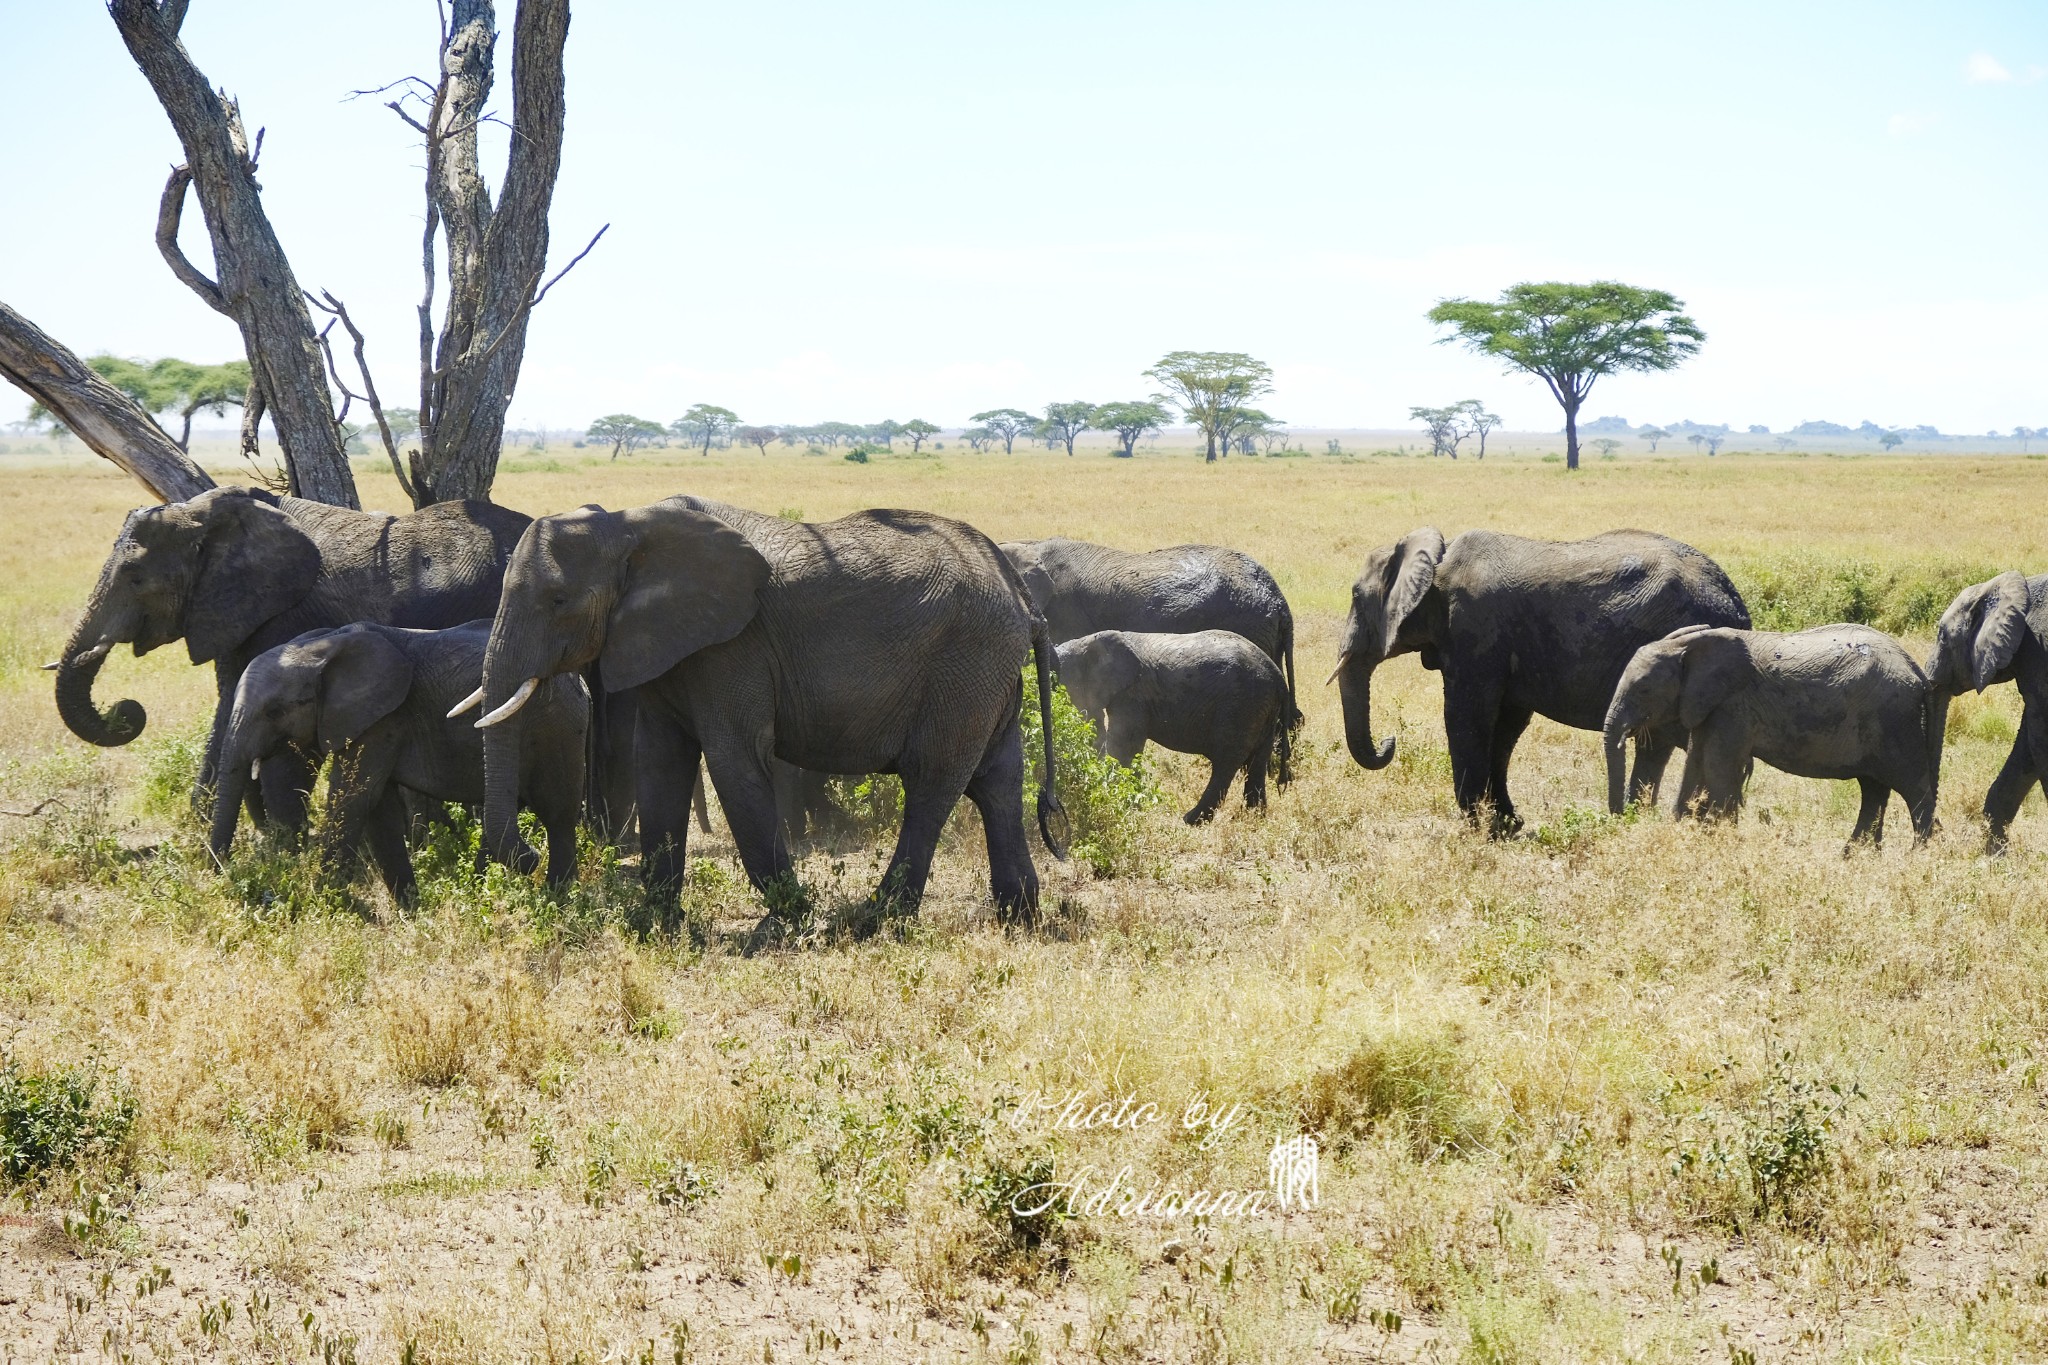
[109,0,360,508]
[0,299,215,502]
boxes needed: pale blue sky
[2,1,2042,434]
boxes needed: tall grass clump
[1020,669,1162,877]
[1731,556,1998,634]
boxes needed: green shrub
[1730,556,1996,634]
[0,1054,138,1190]
[138,721,210,824]
[844,446,872,464]
[1019,669,1163,877]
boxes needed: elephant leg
[259,748,318,843]
[1103,707,1147,766]
[539,785,581,891]
[692,763,713,833]
[586,684,639,847]
[1242,733,1271,811]
[636,712,702,915]
[1185,758,1236,825]
[364,787,418,908]
[772,759,805,842]
[1689,725,1750,822]
[1982,730,2037,854]
[1442,672,1504,831]
[1486,702,1533,835]
[965,718,1037,925]
[1629,731,1680,810]
[868,768,973,924]
[702,742,797,912]
[1849,778,1889,848]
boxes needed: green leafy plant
[1020,670,1162,877]
[0,1053,138,1190]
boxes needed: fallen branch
[0,799,64,819]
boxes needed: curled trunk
[478,634,543,873]
[1337,658,1395,770]
[54,584,145,747]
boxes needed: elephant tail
[1275,700,1293,788]
[1032,617,1069,860]
[1279,606,1302,731]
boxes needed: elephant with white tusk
[213,621,587,904]
[1335,527,1750,833]
[1926,571,2048,852]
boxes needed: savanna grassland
[2,445,2047,1363]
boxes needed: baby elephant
[1604,623,1943,846]
[210,621,587,902]
[1055,629,1291,824]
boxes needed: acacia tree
[734,425,779,454]
[1459,400,1501,458]
[1090,399,1170,458]
[1218,405,1276,457]
[900,419,939,452]
[1409,404,1470,459]
[960,426,993,452]
[1638,425,1668,452]
[1041,401,1093,457]
[589,413,663,459]
[971,408,1034,454]
[90,0,589,510]
[1428,282,1703,471]
[1143,352,1273,462]
[671,404,739,455]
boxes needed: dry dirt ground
[1,449,2046,1363]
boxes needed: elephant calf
[1056,629,1291,824]
[1605,623,1943,846]
[210,621,587,903]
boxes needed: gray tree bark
[0,299,215,503]
[108,0,360,509]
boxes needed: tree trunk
[108,0,360,509]
[0,299,215,502]
[412,0,572,505]
[1563,399,1581,471]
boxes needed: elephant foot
[743,913,789,956]
[1983,830,2010,858]
[1182,806,1217,826]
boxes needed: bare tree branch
[311,290,419,505]
[155,165,230,315]
[0,798,64,819]
[432,221,606,380]
[0,298,216,503]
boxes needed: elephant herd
[50,485,2048,937]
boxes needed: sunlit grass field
[2,446,2046,1362]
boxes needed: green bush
[1020,669,1162,877]
[0,1054,138,1190]
[844,446,872,464]
[1730,556,1996,635]
[138,721,210,824]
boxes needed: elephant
[998,538,1299,728]
[458,496,1066,933]
[210,621,586,903]
[1604,623,1943,845]
[1926,570,2048,851]
[55,486,531,834]
[1054,628,1291,824]
[1334,528,1751,832]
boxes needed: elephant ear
[315,627,415,748]
[599,504,771,692]
[1064,633,1140,709]
[187,492,321,664]
[1381,527,1446,648]
[1968,572,2030,693]
[1677,630,1755,732]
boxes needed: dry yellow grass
[2,447,2046,1362]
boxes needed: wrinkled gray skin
[1000,538,1299,728]
[1926,571,2048,851]
[57,487,531,835]
[1056,629,1291,824]
[1337,528,1751,833]
[475,497,1065,933]
[1607,623,1943,846]
[211,622,586,904]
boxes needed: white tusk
[41,660,59,671]
[1324,651,1352,686]
[474,677,538,728]
[446,686,486,718]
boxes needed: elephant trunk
[54,582,146,747]
[1603,715,1632,815]
[1336,655,1395,770]
[478,632,545,870]
[208,713,255,863]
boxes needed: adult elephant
[1926,570,2048,851]
[56,486,531,828]
[459,497,1065,932]
[998,538,1299,727]
[1334,527,1750,832]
